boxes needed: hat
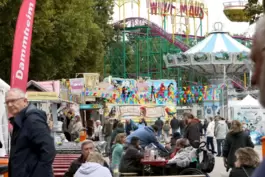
[96,120,101,123]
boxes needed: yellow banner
[26,92,58,101]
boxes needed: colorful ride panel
[85,78,222,106]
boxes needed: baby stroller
[178,141,214,176]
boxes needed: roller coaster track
[113,17,190,51]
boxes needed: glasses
[5,97,25,105]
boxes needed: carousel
[163,22,250,88]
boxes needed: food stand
[27,92,82,153]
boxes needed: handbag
[242,167,250,177]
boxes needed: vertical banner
[10,0,36,91]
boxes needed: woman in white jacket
[74,152,112,177]
[206,117,216,154]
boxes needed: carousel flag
[10,0,36,91]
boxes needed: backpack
[163,124,170,132]
[199,149,215,173]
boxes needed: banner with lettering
[10,0,36,91]
[69,78,84,94]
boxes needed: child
[229,147,260,177]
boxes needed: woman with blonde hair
[229,147,260,177]
[111,133,126,170]
[223,120,254,171]
[74,152,112,177]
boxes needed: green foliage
[245,0,264,24]
[0,0,114,82]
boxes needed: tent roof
[238,94,260,106]
[0,79,10,91]
[185,32,250,54]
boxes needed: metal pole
[223,65,226,117]
[123,30,126,78]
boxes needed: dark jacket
[155,119,164,130]
[111,127,125,145]
[252,159,265,177]
[125,120,138,136]
[170,118,179,130]
[184,119,201,148]
[119,145,144,173]
[8,104,56,177]
[229,166,256,177]
[223,131,254,168]
[102,119,113,136]
[64,155,110,177]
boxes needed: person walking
[215,117,228,157]
[170,117,179,134]
[223,120,254,171]
[206,117,216,154]
[6,88,56,177]
[183,113,201,148]
[102,117,113,155]
[155,117,164,137]
[163,120,171,140]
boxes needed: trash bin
[0,158,8,177]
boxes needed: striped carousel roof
[185,32,250,54]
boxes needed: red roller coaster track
[113,17,252,52]
[113,17,190,51]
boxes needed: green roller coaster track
[104,18,252,87]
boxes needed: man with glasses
[6,88,56,177]
[64,140,109,177]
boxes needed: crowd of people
[4,87,265,177]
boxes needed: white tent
[0,79,10,156]
[238,95,261,107]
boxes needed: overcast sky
[112,0,256,36]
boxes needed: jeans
[216,139,224,156]
[104,135,111,154]
[206,136,215,153]
[158,130,162,137]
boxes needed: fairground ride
[223,1,250,22]
[104,0,253,88]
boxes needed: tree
[0,0,114,82]
[245,0,264,24]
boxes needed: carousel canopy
[185,32,250,54]
[163,31,251,76]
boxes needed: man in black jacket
[6,88,56,177]
[64,140,109,177]
[170,117,179,134]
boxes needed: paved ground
[209,146,262,177]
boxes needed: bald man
[5,88,56,177]
[250,15,265,177]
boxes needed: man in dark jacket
[120,136,144,175]
[183,112,201,148]
[6,88,56,177]
[155,117,164,137]
[170,117,179,134]
[64,140,109,177]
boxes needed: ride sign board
[148,0,205,19]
